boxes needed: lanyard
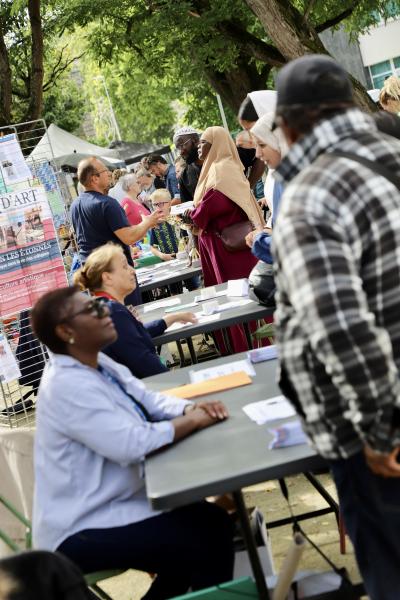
[98,365,151,422]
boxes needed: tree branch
[43,52,85,92]
[217,20,285,67]
[303,0,317,22]
[315,2,361,33]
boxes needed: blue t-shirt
[165,165,180,200]
[70,191,133,265]
[149,222,179,254]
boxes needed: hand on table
[364,444,400,477]
[185,401,229,427]
[161,253,175,261]
[174,312,198,324]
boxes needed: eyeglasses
[176,139,192,150]
[152,201,170,208]
[94,169,111,177]
[62,298,110,322]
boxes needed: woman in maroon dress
[190,126,265,352]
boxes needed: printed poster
[0,134,32,185]
[0,186,67,316]
[0,334,21,383]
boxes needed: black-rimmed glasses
[62,298,110,322]
[176,139,192,150]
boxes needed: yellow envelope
[163,371,252,399]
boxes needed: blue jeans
[57,502,234,600]
[330,451,400,600]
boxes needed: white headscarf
[248,91,277,118]
[250,112,289,156]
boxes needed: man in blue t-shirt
[71,157,162,304]
[144,155,181,206]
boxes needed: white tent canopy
[29,123,122,164]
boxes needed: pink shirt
[120,197,150,226]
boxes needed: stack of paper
[242,395,295,425]
[189,359,255,383]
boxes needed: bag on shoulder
[248,260,276,308]
[214,220,253,252]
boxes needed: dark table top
[137,259,203,292]
[144,353,324,510]
[138,282,273,345]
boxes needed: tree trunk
[0,21,12,126]
[25,0,44,122]
[205,57,272,113]
[243,0,376,111]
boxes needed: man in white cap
[173,127,202,203]
[272,54,400,600]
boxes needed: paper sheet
[194,290,227,303]
[163,371,252,399]
[189,359,256,383]
[247,346,278,363]
[143,297,181,313]
[164,302,197,313]
[164,313,220,332]
[243,395,296,425]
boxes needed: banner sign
[0,186,67,316]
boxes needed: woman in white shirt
[31,287,234,600]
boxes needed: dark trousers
[330,450,400,600]
[57,502,234,600]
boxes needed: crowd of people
[4,54,400,600]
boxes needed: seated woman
[74,243,197,378]
[31,287,233,600]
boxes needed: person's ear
[55,323,75,345]
[102,270,113,286]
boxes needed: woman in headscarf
[237,90,277,130]
[189,126,265,352]
[245,112,289,263]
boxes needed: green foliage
[42,77,85,132]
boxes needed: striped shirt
[273,108,400,459]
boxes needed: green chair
[0,494,125,600]
[171,577,258,599]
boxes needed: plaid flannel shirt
[273,108,400,459]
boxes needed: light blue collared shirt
[33,352,191,551]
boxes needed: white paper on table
[143,297,181,313]
[194,289,227,303]
[226,278,249,297]
[0,335,21,383]
[189,359,256,383]
[242,395,296,425]
[163,313,220,333]
[152,271,182,282]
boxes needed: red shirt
[120,197,150,226]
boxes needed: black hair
[374,111,400,140]
[143,154,167,167]
[238,96,258,122]
[0,550,94,600]
[30,287,79,354]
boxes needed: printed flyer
[0,334,21,383]
[0,134,32,186]
[0,186,67,316]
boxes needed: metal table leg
[186,337,198,364]
[243,323,253,349]
[232,490,270,600]
[221,328,233,355]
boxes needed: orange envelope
[162,371,252,399]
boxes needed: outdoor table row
[137,282,273,364]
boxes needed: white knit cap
[173,127,199,144]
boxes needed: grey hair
[135,167,152,179]
[120,173,138,192]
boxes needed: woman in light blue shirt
[31,287,234,600]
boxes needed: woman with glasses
[74,243,197,378]
[31,287,233,600]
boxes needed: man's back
[71,190,132,264]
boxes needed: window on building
[368,57,400,89]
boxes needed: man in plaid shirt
[273,55,400,600]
